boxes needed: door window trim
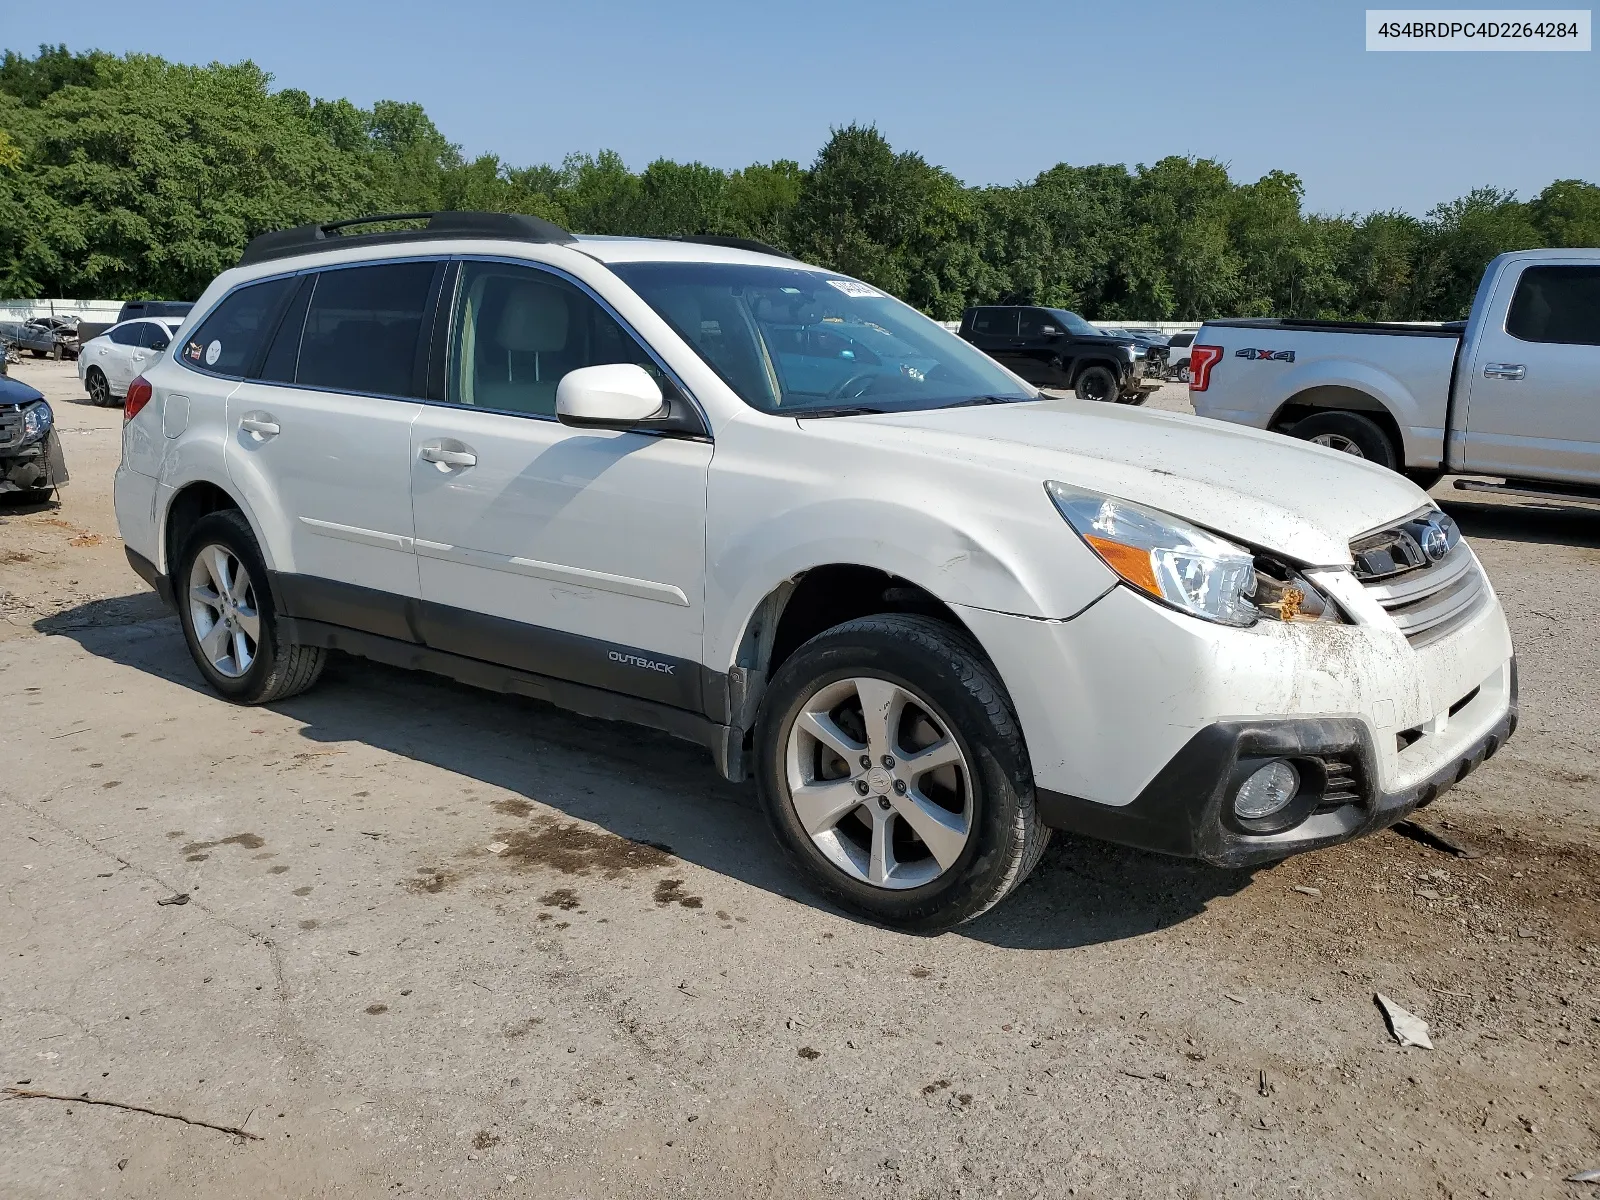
[433,254,711,439]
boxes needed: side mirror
[555,363,666,429]
[151,338,169,351]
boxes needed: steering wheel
[826,371,879,402]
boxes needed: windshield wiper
[937,394,1031,409]
[791,405,891,418]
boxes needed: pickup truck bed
[1190,250,1600,494]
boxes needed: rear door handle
[239,416,280,438]
[420,444,477,468]
[1483,362,1525,380]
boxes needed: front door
[1461,261,1600,484]
[224,261,439,631]
[409,259,712,710]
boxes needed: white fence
[1,299,124,322]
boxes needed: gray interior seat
[474,283,571,415]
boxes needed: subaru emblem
[1421,519,1451,562]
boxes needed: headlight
[1045,482,1345,628]
[20,401,53,444]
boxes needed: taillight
[124,376,154,422]
[1188,345,1224,392]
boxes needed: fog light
[1233,760,1300,820]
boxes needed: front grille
[1361,543,1488,647]
[0,410,22,451]
[1351,509,1491,648]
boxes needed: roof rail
[239,211,576,267]
[663,234,795,260]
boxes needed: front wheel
[1287,410,1398,471]
[755,614,1050,933]
[176,510,325,704]
[1073,365,1118,403]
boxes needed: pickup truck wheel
[175,510,325,705]
[1288,411,1398,471]
[85,368,111,406]
[1074,365,1117,403]
[755,614,1050,933]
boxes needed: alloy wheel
[784,676,974,890]
[87,370,108,406]
[1310,432,1365,457]
[187,544,260,678]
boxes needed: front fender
[704,493,1116,673]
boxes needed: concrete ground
[1,361,1597,1199]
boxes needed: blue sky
[8,0,1597,216]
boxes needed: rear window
[295,262,436,397]
[1506,266,1600,347]
[182,277,298,376]
[1169,332,1194,348]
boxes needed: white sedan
[78,318,182,406]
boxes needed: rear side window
[182,276,298,375]
[970,309,1018,337]
[1169,332,1194,348]
[1506,266,1600,347]
[296,262,436,397]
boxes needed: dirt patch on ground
[491,797,533,817]
[494,820,675,878]
[179,832,266,855]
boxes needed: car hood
[0,375,45,406]
[829,398,1429,566]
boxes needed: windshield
[1047,309,1103,338]
[610,262,1034,415]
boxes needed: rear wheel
[1288,410,1398,471]
[755,614,1050,933]
[1074,365,1117,403]
[176,510,325,704]
[85,368,111,407]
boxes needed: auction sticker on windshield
[827,279,883,298]
[1367,9,1590,49]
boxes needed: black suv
[957,306,1157,403]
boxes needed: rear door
[223,261,441,629]
[101,322,145,393]
[965,308,1023,374]
[408,258,711,708]
[1461,262,1600,483]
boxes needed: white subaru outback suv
[114,212,1516,931]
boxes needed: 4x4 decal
[1234,348,1296,362]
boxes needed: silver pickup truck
[1189,248,1600,502]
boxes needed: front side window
[108,322,143,347]
[1018,310,1057,337]
[181,276,297,376]
[296,262,436,397]
[1506,266,1600,347]
[612,264,1034,415]
[445,261,661,417]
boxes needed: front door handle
[1483,362,1526,380]
[420,443,477,469]
[239,415,280,439]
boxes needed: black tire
[754,614,1050,933]
[1074,365,1118,403]
[85,367,111,407]
[174,510,325,705]
[1287,410,1398,471]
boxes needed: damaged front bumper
[1035,662,1517,868]
[0,429,68,494]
